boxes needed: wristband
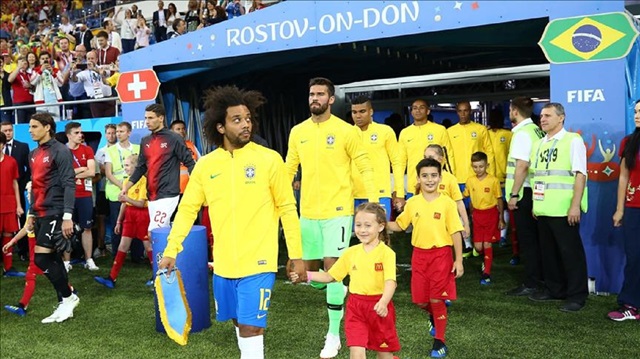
[116,221,122,224]
[510,193,519,199]
[62,213,72,220]
[306,271,312,284]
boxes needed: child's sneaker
[480,273,492,285]
[427,314,435,337]
[607,304,639,322]
[499,237,508,247]
[84,258,99,271]
[431,339,448,358]
[509,256,520,265]
[94,276,115,289]
[4,304,27,317]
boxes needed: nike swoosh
[337,247,345,251]
[300,140,308,144]
[453,135,459,138]
[257,314,266,319]
[210,173,222,179]
[407,139,413,142]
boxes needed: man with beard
[285,77,376,359]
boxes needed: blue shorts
[405,193,414,200]
[354,197,392,221]
[74,196,94,229]
[213,272,275,328]
[458,184,470,208]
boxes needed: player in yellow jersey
[285,77,377,359]
[397,99,455,210]
[487,109,513,248]
[447,101,495,254]
[351,95,404,220]
[388,158,464,358]
[295,203,400,359]
[462,152,505,285]
[159,86,305,359]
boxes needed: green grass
[1,233,638,359]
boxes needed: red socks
[431,300,448,342]
[147,250,153,267]
[2,236,13,271]
[484,247,493,275]
[19,267,38,308]
[109,250,127,281]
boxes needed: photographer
[70,50,114,118]
[31,51,67,120]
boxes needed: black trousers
[537,216,588,303]
[513,188,544,288]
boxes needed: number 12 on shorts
[259,288,271,311]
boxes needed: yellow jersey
[351,122,405,198]
[414,169,462,202]
[164,142,302,278]
[399,121,456,194]
[488,128,512,185]
[396,193,463,249]
[447,122,495,183]
[463,174,501,210]
[286,115,376,219]
[124,176,148,207]
[328,242,396,295]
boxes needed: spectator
[102,19,122,53]
[68,44,91,120]
[0,55,12,122]
[59,15,74,34]
[226,0,245,19]
[7,56,35,124]
[26,52,38,73]
[249,0,267,13]
[70,50,114,118]
[167,3,180,29]
[94,30,119,67]
[131,4,140,17]
[114,7,137,54]
[2,51,15,73]
[134,18,151,49]
[74,22,94,52]
[152,1,169,43]
[184,0,201,32]
[32,51,66,119]
[15,44,30,62]
[202,1,226,27]
[167,19,186,39]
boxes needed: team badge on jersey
[484,187,490,193]
[439,184,446,190]
[370,133,378,142]
[433,212,441,219]
[471,132,477,138]
[500,136,506,143]
[375,263,383,271]
[326,134,335,145]
[427,134,434,141]
[245,165,256,180]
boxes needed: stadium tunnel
[115,0,639,294]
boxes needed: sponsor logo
[300,139,308,144]
[337,246,346,251]
[441,291,448,297]
[257,313,266,319]
[484,187,490,193]
[374,263,383,271]
[258,260,267,265]
[433,212,441,219]
[210,173,222,179]
[567,89,605,103]
[439,184,445,190]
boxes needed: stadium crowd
[1,67,639,357]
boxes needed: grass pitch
[1,233,638,359]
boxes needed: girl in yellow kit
[292,203,400,359]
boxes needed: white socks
[238,335,264,359]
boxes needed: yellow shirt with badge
[164,142,302,278]
[399,122,456,194]
[463,174,501,210]
[447,122,495,183]
[488,128,512,185]
[123,176,148,207]
[351,122,405,198]
[396,194,463,249]
[286,115,376,219]
[328,242,396,295]
[414,169,462,202]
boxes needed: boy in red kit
[463,152,505,285]
[0,131,25,277]
[95,154,152,289]
[388,158,464,358]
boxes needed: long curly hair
[202,85,267,147]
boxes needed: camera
[76,63,87,70]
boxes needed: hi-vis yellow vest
[529,132,588,217]
[105,144,140,201]
[505,123,544,199]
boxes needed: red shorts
[411,246,457,303]
[345,294,401,352]
[472,207,500,243]
[122,206,150,240]
[0,212,19,233]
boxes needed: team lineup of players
[0,77,591,359]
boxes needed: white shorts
[147,196,180,232]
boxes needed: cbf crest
[471,132,477,138]
[427,133,434,141]
[370,133,378,142]
[245,164,256,183]
[326,134,336,146]
[500,136,506,143]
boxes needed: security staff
[505,97,545,296]
[527,103,588,312]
